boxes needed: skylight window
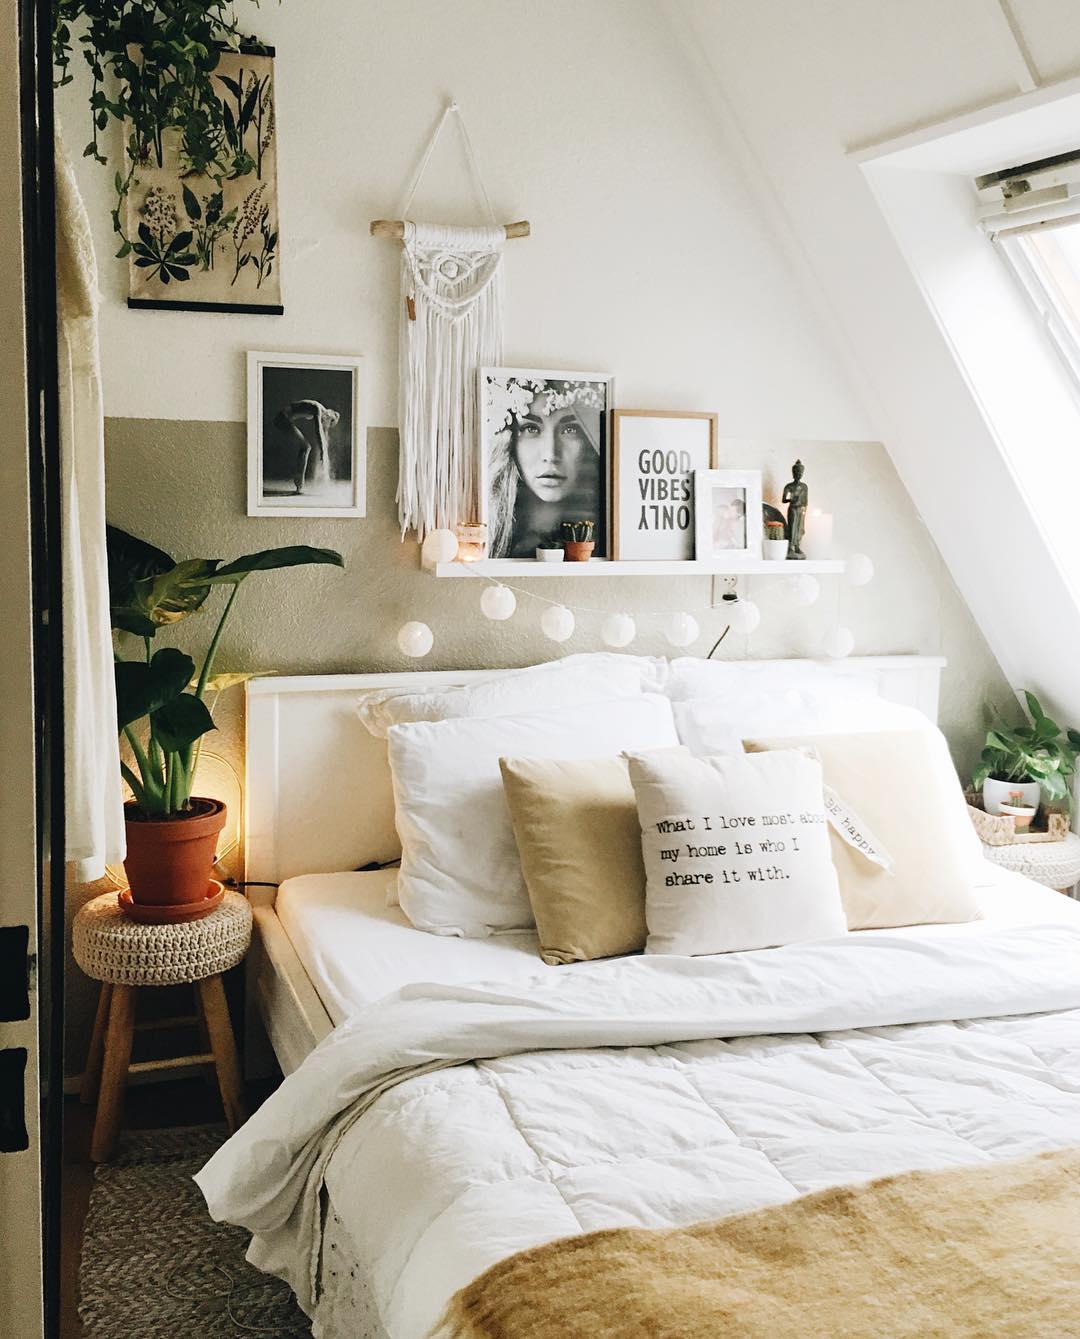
[980,152,1080,392]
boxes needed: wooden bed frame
[242,656,947,1078]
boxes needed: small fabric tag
[823,784,895,874]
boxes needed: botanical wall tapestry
[125,46,282,314]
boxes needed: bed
[196,655,1080,1338]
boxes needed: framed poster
[126,46,283,314]
[247,352,365,517]
[612,410,718,559]
[693,469,763,563]
[480,368,614,558]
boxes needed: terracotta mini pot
[564,541,595,562]
[123,798,227,906]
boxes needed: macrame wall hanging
[371,100,530,539]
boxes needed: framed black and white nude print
[612,411,718,560]
[693,469,763,563]
[480,368,613,558]
[247,352,365,517]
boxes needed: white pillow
[389,693,680,937]
[666,657,878,704]
[358,653,666,739]
[673,696,989,881]
[627,747,848,956]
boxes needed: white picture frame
[479,367,614,558]
[612,410,718,560]
[693,468,763,563]
[247,351,365,517]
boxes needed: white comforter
[197,919,1080,1338]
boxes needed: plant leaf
[203,546,344,583]
[131,557,220,626]
[114,648,194,730]
[151,692,216,753]
[182,183,201,221]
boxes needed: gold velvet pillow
[744,731,981,931]
[499,754,649,965]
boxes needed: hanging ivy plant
[52,1,269,255]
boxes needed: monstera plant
[109,525,342,910]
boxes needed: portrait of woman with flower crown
[481,370,612,558]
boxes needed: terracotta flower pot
[123,798,227,906]
[564,541,595,562]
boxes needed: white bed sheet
[275,870,554,1023]
[275,863,1079,1026]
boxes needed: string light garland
[396,552,876,660]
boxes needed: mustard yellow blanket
[434,1148,1080,1338]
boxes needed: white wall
[673,0,1080,724]
[57,0,868,438]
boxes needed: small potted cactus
[536,527,565,563]
[763,517,788,560]
[562,520,596,562]
[998,789,1037,832]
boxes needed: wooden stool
[73,889,253,1162]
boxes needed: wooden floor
[61,1068,277,1339]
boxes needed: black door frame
[18,1,65,1335]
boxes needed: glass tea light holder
[455,521,488,563]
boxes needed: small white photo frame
[693,469,763,563]
[247,351,365,517]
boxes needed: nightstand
[73,889,253,1162]
[980,831,1080,895]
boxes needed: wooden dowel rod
[370,219,530,239]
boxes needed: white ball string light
[420,528,458,566]
[397,621,434,658]
[600,613,636,648]
[479,584,517,621]
[726,599,761,635]
[788,574,820,607]
[664,612,700,648]
[845,552,874,588]
[540,604,575,643]
[822,625,855,659]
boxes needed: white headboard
[244,654,946,885]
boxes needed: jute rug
[79,1124,311,1338]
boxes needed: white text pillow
[627,748,847,956]
[389,694,679,937]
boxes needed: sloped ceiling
[664,0,1080,726]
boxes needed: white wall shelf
[431,558,846,579]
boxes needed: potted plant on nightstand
[109,526,343,918]
[562,519,595,562]
[972,691,1080,817]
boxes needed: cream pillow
[744,731,981,931]
[627,748,847,956]
[500,754,653,965]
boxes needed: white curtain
[55,131,125,880]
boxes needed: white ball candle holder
[420,528,458,566]
[480,584,516,621]
[846,553,874,588]
[664,612,700,648]
[822,625,855,659]
[397,621,434,658]
[727,599,761,634]
[789,574,820,607]
[540,604,575,643]
[601,613,636,648]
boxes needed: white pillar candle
[802,509,834,559]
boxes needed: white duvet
[198,916,1080,1339]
